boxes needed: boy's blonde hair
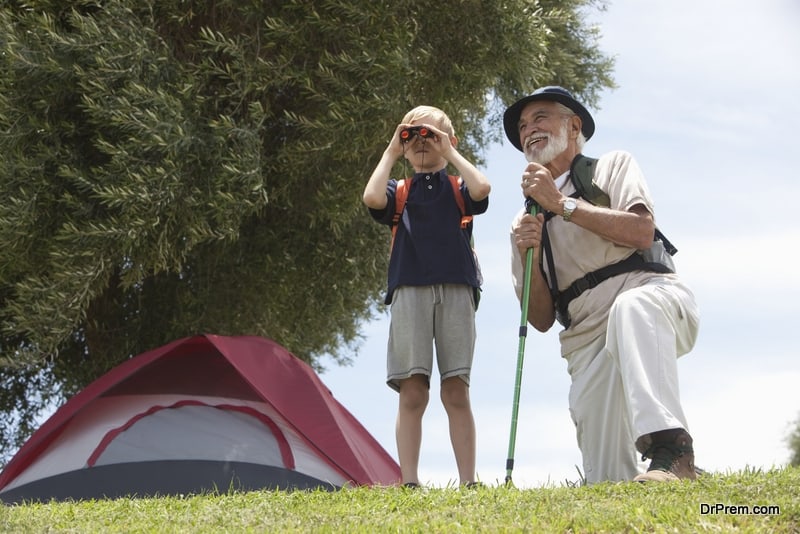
[401,105,456,138]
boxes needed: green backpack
[541,154,678,328]
[569,154,677,255]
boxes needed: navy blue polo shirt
[369,168,489,304]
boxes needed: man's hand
[521,161,565,213]
[513,212,545,262]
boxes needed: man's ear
[450,135,459,148]
[569,116,582,139]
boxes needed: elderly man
[505,86,700,483]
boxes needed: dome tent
[0,334,400,503]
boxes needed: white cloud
[678,232,800,292]
[595,0,800,89]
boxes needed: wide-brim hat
[503,86,595,151]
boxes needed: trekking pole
[505,198,539,486]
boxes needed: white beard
[525,120,569,165]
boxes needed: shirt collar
[554,169,570,190]
[412,168,447,181]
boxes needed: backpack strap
[447,175,472,230]
[569,154,608,206]
[390,179,410,252]
[392,179,410,228]
[570,153,678,255]
[390,175,472,248]
[540,209,676,329]
[554,252,673,328]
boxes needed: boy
[362,106,491,487]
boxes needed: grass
[1,467,798,533]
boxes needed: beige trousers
[566,278,700,484]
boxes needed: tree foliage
[0,0,614,461]
[788,414,800,466]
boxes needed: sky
[320,0,800,488]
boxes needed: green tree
[788,414,800,466]
[0,0,614,461]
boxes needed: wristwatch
[562,197,578,222]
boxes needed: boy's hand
[416,123,455,160]
[385,123,411,159]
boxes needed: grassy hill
[1,467,797,533]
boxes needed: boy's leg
[441,376,476,484]
[396,374,429,485]
[387,286,435,485]
[434,284,477,485]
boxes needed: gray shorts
[386,284,476,392]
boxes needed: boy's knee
[399,375,429,410]
[440,376,470,409]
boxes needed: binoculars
[400,126,434,142]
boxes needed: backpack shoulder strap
[569,154,678,255]
[390,179,409,247]
[569,154,608,207]
[392,179,409,227]
[448,175,472,229]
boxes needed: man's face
[517,101,571,165]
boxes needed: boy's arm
[362,150,397,210]
[363,125,407,210]
[422,122,490,202]
[446,148,491,202]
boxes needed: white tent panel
[4,394,347,491]
[93,405,285,465]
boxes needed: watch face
[565,198,577,210]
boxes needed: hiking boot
[633,428,696,483]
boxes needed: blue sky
[322,0,800,487]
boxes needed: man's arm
[561,199,654,250]
[523,161,654,250]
